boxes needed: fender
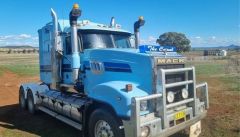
[88,81,149,118]
[20,83,49,104]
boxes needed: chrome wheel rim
[94,120,114,137]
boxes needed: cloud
[32,37,39,41]
[190,36,240,47]
[0,35,14,40]
[0,34,38,47]
[195,36,201,39]
[18,34,31,39]
[140,35,240,47]
[140,36,157,45]
[210,36,216,40]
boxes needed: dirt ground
[198,76,240,137]
[0,70,239,137]
[0,71,81,137]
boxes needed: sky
[0,0,239,47]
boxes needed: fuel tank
[39,90,88,122]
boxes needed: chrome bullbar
[129,67,209,137]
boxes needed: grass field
[186,54,240,137]
[0,52,239,137]
[220,75,240,91]
[2,64,39,76]
[0,54,39,76]
[187,58,240,92]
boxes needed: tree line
[6,49,39,54]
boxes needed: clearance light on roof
[116,24,121,29]
[109,17,121,29]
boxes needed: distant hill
[0,45,38,49]
[226,44,240,50]
[192,44,240,51]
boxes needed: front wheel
[88,109,124,137]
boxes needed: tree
[7,49,12,54]
[22,49,26,54]
[33,48,37,53]
[27,49,32,53]
[156,32,191,52]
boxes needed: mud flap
[189,121,201,137]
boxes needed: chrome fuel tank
[39,90,88,122]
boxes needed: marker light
[167,91,175,103]
[73,3,79,9]
[125,84,132,92]
[181,88,189,99]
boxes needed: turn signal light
[73,3,79,9]
[139,16,144,21]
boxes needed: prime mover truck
[19,4,209,137]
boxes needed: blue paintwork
[38,19,184,118]
[103,62,132,72]
[81,48,154,117]
[89,81,148,117]
[38,24,53,84]
[72,52,81,69]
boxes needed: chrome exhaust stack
[110,17,115,27]
[50,8,62,90]
[69,4,81,83]
[134,16,145,48]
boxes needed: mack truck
[19,4,209,137]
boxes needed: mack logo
[157,58,185,64]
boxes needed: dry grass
[0,54,38,65]
[0,54,39,76]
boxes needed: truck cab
[19,4,209,137]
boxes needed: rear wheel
[88,109,124,137]
[19,87,26,109]
[27,90,36,114]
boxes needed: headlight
[140,100,148,111]
[181,88,189,99]
[141,126,150,137]
[167,91,175,103]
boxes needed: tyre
[19,86,26,109]
[27,90,36,114]
[88,109,124,137]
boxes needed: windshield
[79,30,132,50]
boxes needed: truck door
[62,36,73,84]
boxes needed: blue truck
[19,4,209,137]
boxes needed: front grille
[157,64,187,104]
[158,64,184,69]
[166,73,185,84]
[157,64,185,84]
